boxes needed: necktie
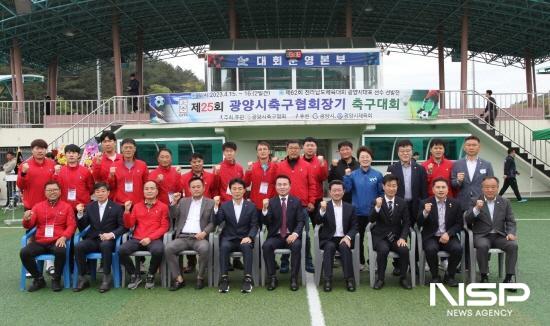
[388,200,393,217]
[280,197,287,238]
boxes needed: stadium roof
[0,0,549,70]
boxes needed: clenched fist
[424,202,432,214]
[172,192,182,204]
[213,196,221,208]
[156,174,164,182]
[427,163,434,174]
[475,200,484,210]
[94,153,103,164]
[320,200,327,210]
[213,165,221,175]
[124,201,133,211]
[247,162,253,170]
[21,163,30,173]
[262,198,269,209]
[457,172,465,182]
[23,210,33,221]
[317,155,325,165]
[54,164,62,175]
[271,156,279,163]
[76,203,85,214]
[375,197,383,209]
[332,159,338,167]
[345,168,352,176]
[109,166,116,176]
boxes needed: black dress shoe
[73,276,90,292]
[392,267,401,276]
[323,279,332,292]
[290,277,299,291]
[346,278,356,292]
[480,275,489,283]
[267,276,278,291]
[502,276,517,292]
[400,278,412,289]
[99,274,112,293]
[195,278,205,290]
[446,277,459,287]
[429,276,442,284]
[169,279,185,291]
[51,278,62,292]
[373,279,384,290]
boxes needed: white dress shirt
[233,200,243,223]
[182,197,203,233]
[466,157,478,182]
[98,201,108,222]
[332,201,344,237]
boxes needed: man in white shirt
[74,182,126,293]
[165,177,216,290]
[314,180,358,292]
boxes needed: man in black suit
[418,177,463,286]
[314,180,358,292]
[74,182,127,292]
[262,175,305,291]
[387,139,427,275]
[369,174,412,290]
[215,178,258,293]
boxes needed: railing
[0,96,149,128]
[48,96,149,149]
[440,90,549,170]
[438,91,549,119]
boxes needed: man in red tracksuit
[244,141,278,216]
[302,136,328,207]
[20,180,77,292]
[422,139,455,198]
[17,139,56,211]
[181,153,217,199]
[53,144,94,210]
[214,142,244,203]
[213,141,245,270]
[277,139,317,273]
[108,138,149,205]
[92,131,122,183]
[148,148,182,206]
[120,180,169,289]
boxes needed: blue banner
[207,52,379,68]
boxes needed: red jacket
[216,159,244,203]
[17,157,56,209]
[181,170,218,199]
[302,155,328,201]
[244,161,278,210]
[22,200,76,244]
[149,166,182,205]
[108,159,149,205]
[277,157,317,207]
[92,153,122,182]
[53,164,94,210]
[422,156,455,198]
[123,200,169,241]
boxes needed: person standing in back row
[483,90,497,127]
[498,149,527,203]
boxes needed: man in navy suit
[369,174,412,290]
[417,177,463,286]
[314,180,358,292]
[215,178,258,293]
[74,182,127,292]
[262,175,305,291]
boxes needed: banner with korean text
[148,89,440,124]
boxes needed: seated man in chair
[20,180,76,292]
[369,174,412,290]
[215,178,258,293]
[418,177,462,286]
[314,180,358,292]
[261,175,305,291]
[464,176,518,286]
[74,182,127,292]
[165,177,215,290]
[120,180,170,289]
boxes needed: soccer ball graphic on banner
[417,110,430,120]
[154,95,165,108]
